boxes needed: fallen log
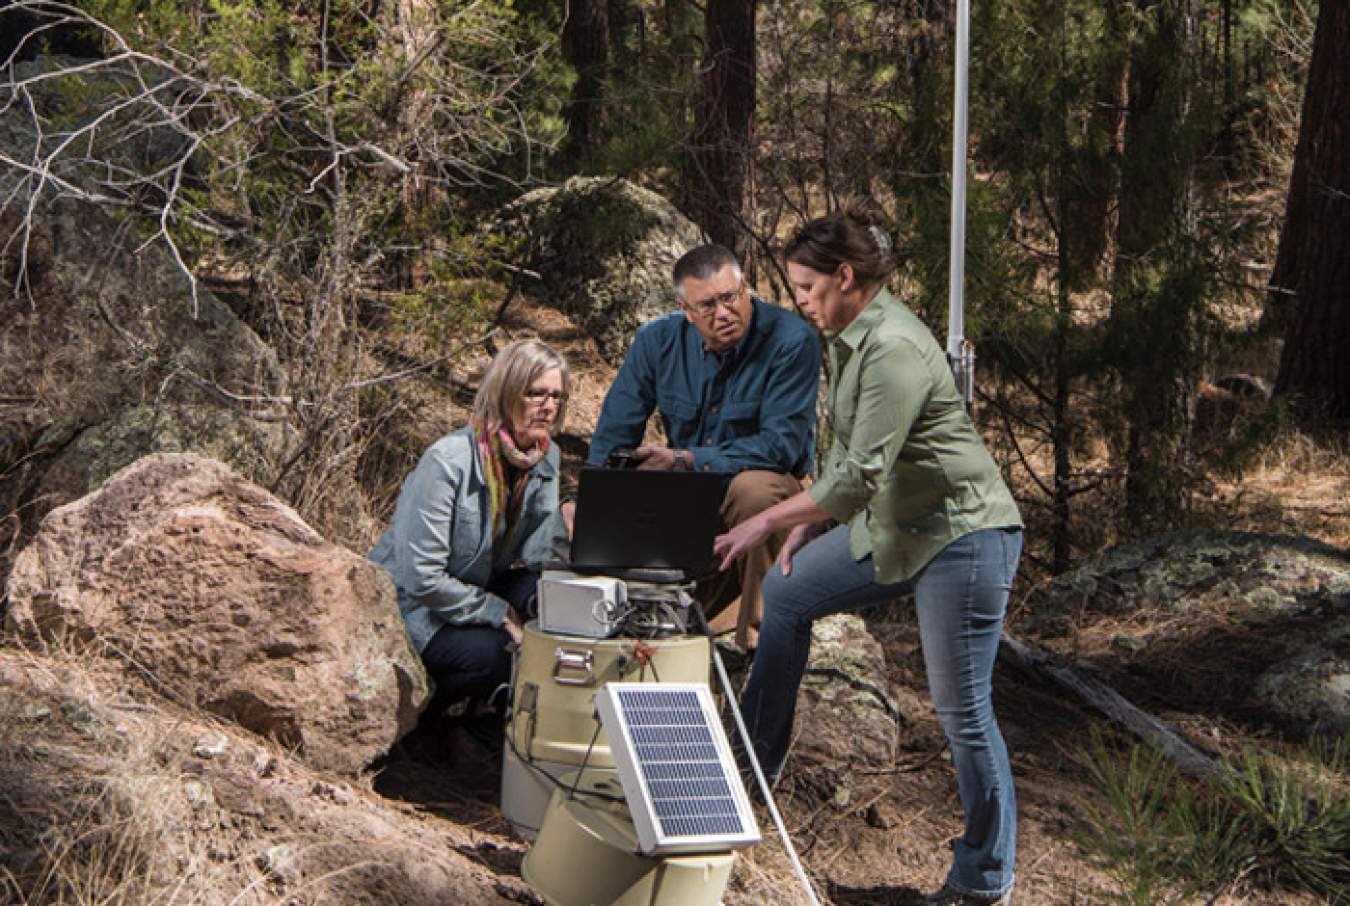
[999,632,1219,778]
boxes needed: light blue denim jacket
[368,425,562,653]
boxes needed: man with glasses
[588,245,821,650]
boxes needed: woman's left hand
[776,518,830,577]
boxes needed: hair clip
[868,225,892,255]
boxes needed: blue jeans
[740,525,1022,897]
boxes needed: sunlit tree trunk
[386,0,441,262]
[1271,0,1350,427]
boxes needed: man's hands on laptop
[630,445,692,471]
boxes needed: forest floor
[4,292,1345,906]
[367,297,1350,906]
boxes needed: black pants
[419,568,538,720]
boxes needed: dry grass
[1208,430,1350,549]
[0,640,533,906]
[0,646,275,905]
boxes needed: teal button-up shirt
[587,297,820,478]
[807,287,1022,583]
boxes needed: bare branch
[347,331,499,392]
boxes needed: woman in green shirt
[714,210,1023,905]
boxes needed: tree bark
[562,0,610,157]
[699,0,756,256]
[1112,0,1199,528]
[1271,0,1350,428]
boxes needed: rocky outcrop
[793,614,902,770]
[490,176,707,363]
[1026,530,1350,737]
[0,194,288,588]
[5,454,429,774]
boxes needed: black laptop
[568,467,727,579]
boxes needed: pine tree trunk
[699,0,756,256]
[562,0,609,157]
[1112,0,1198,527]
[1271,0,1350,427]
[665,0,702,216]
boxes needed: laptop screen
[569,467,727,578]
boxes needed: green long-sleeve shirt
[807,287,1022,583]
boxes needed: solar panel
[595,683,760,855]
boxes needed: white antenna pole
[948,0,976,407]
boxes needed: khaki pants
[696,470,803,650]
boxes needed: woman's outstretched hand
[714,493,832,577]
[713,514,769,572]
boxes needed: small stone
[193,731,229,759]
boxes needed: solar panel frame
[595,682,761,855]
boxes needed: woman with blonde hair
[370,338,570,759]
[715,211,1023,904]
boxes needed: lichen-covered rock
[793,614,902,770]
[5,453,429,774]
[1029,531,1350,622]
[0,194,289,588]
[489,176,707,363]
[1025,530,1350,737]
[41,403,287,502]
[1255,648,1350,734]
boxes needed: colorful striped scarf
[474,417,549,546]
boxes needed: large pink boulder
[5,453,429,774]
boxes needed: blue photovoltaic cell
[613,686,749,839]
